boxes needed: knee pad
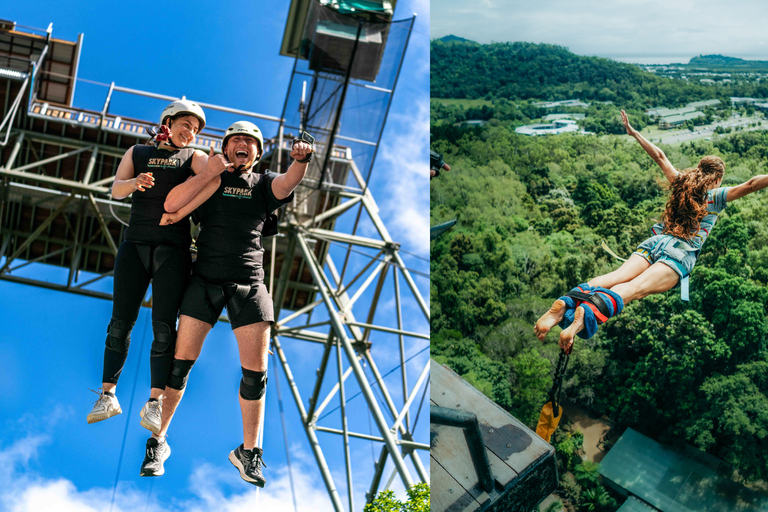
[166,359,196,390]
[240,367,267,401]
[104,318,132,354]
[150,321,177,357]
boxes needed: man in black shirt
[139,121,312,486]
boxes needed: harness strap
[224,282,252,321]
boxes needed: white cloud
[0,433,339,512]
[430,0,768,58]
[377,99,430,256]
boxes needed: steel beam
[0,192,75,274]
[296,232,414,488]
[272,335,344,512]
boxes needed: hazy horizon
[432,0,768,60]
[434,34,768,65]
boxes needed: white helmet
[160,100,206,132]
[222,121,264,153]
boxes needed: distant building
[542,113,586,122]
[600,428,768,512]
[700,79,716,84]
[647,100,720,121]
[731,97,760,106]
[754,102,768,113]
[687,99,720,109]
[533,99,590,109]
[658,111,704,129]
[515,119,579,136]
[647,100,718,129]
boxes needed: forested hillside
[431,38,768,106]
[430,115,768,483]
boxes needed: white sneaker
[87,389,122,424]
[139,399,162,434]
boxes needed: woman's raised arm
[621,110,679,183]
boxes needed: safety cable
[109,202,129,227]
[318,345,429,421]
[271,350,299,512]
[142,479,154,512]
[411,376,429,432]
[363,362,399,426]
[368,408,376,464]
[109,312,151,512]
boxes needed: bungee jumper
[87,100,219,433]
[535,110,768,354]
[138,121,314,486]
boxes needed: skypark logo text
[223,187,252,199]
[146,158,180,169]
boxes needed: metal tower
[0,3,428,510]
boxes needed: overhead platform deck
[0,21,356,312]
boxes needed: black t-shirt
[194,170,294,284]
[123,145,195,247]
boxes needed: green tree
[510,348,552,425]
[685,361,768,482]
[364,483,430,512]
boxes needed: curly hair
[661,155,725,240]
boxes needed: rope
[547,350,570,418]
[271,350,299,512]
[109,311,151,512]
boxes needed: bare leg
[535,255,650,341]
[102,382,161,399]
[611,261,679,304]
[157,315,211,438]
[588,254,650,289]
[233,321,271,450]
[559,262,679,352]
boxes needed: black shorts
[179,273,274,329]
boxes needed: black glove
[292,131,315,164]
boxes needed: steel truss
[272,157,429,511]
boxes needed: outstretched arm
[726,174,768,201]
[272,140,312,200]
[164,147,232,213]
[160,175,221,225]
[621,110,679,183]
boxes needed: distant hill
[435,35,479,45]
[430,40,767,107]
[686,54,768,71]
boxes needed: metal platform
[431,360,558,512]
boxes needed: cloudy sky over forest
[431,0,768,60]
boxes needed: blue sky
[0,1,430,511]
